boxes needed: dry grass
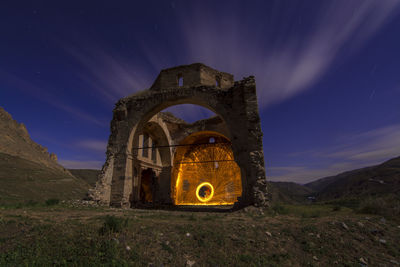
[1,204,399,266]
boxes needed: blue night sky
[1,1,399,183]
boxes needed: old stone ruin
[89,63,268,209]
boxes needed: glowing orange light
[171,131,242,206]
[196,182,214,202]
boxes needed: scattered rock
[165,241,170,245]
[126,246,131,251]
[357,222,364,227]
[186,260,196,267]
[370,229,382,235]
[341,222,349,230]
[186,233,191,237]
[265,231,272,237]
[313,256,318,261]
[389,259,399,265]
[316,234,321,239]
[379,239,386,244]
[359,257,368,265]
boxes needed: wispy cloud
[59,159,103,169]
[164,104,215,123]
[76,139,107,153]
[325,124,400,163]
[177,1,400,108]
[0,70,107,127]
[268,123,400,183]
[64,44,154,103]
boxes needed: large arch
[129,114,173,204]
[90,63,268,208]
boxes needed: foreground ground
[0,203,399,266]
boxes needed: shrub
[99,215,128,234]
[356,195,400,218]
[45,198,60,206]
[331,205,341,212]
[271,203,289,215]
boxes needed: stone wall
[90,63,268,208]
[150,63,234,90]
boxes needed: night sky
[1,1,400,183]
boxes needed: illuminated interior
[171,131,242,205]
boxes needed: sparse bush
[45,198,60,206]
[356,195,400,218]
[271,203,289,215]
[301,210,321,218]
[99,215,128,234]
[331,205,341,212]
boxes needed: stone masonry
[89,63,268,208]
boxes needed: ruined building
[89,63,268,208]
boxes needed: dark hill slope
[0,107,90,204]
[268,181,314,203]
[305,156,400,200]
[0,152,89,204]
[68,169,101,187]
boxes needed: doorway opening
[140,168,156,203]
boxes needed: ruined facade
[89,63,268,208]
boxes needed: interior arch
[171,131,242,205]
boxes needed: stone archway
[90,63,268,208]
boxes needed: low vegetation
[0,203,399,266]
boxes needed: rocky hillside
[0,107,90,204]
[0,107,64,171]
[305,156,400,201]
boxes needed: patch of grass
[238,253,253,263]
[161,242,174,254]
[99,215,128,234]
[356,195,400,219]
[270,203,289,215]
[187,213,197,221]
[331,205,341,211]
[45,198,60,206]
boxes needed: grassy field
[1,203,399,266]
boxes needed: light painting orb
[196,182,214,202]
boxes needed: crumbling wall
[90,63,268,208]
[151,63,234,90]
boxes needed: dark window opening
[142,133,149,157]
[177,74,183,87]
[216,76,221,87]
[151,141,157,162]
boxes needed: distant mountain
[268,181,314,203]
[305,156,400,201]
[0,107,89,204]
